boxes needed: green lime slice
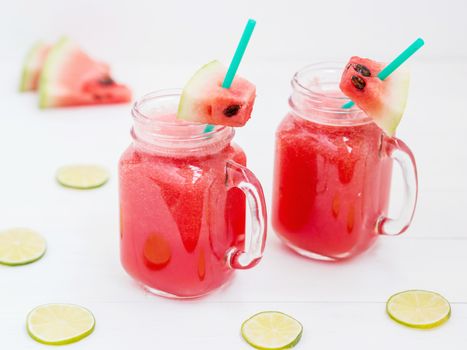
[386,290,451,329]
[27,303,95,345]
[0,228,46,266]
[56,164,109,189]
[241,311,303,349]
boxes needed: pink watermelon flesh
[339,56,410,136]
[209,81,255,127]
[178,61,256,127]
[20,43,51,92]
[39,38,131,108]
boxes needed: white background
[1,0,467,349]
[2,0,467,63]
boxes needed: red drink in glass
[272,63,418,260]
[120,90,267,298]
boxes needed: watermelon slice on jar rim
[177,60,256,127]
[339,56,410,136]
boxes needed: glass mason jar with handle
[272,63,418,261]
[119,90,267,298]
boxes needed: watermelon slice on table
[339,56,410,136]
[39,38,131,108]
[19,42,51,92]
[177,60,256,127]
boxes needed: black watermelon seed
[223,104,241,117]
[353,64,371,77]
[98,77,115,86]
[351,75,366,90]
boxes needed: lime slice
[386,290,451,329]
[241,311,303,349]
[0,228,46,266]
[56,164,109,189]
[27,304,95,345]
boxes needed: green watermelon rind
[38,37,73,108]
[373,68,410,137]
[177,60,224,121]
[19,41,48,92]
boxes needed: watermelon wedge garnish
[39,38,131,108]
[19,42,51,92]
[177,60,256,127]
[339,56,410,136]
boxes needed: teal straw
[203,19,256,133]
[222,19,256,88]
[342,37,425,109]
[203,124,215,133]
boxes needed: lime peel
[241,311,303,349]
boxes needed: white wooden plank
[2,301,466,349]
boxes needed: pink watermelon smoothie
[271,62,397,259]
[119,114,246,297]
[273,113,393,258]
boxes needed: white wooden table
[1,60,466,349]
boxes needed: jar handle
[225,160,267,269]
[378,137,418,235]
